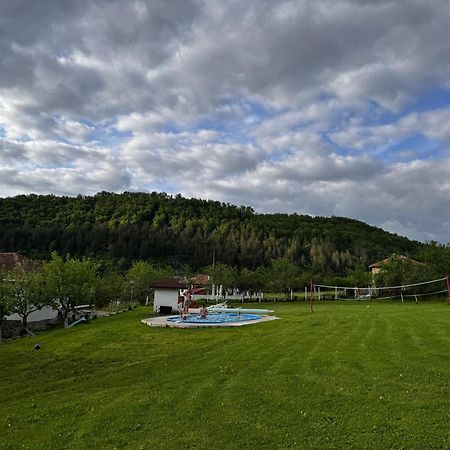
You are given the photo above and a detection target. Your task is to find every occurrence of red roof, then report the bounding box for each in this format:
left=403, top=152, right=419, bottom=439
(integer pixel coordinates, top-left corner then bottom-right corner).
left=189, top=274, right=213, bottom=285
left=369, top=254, right=424, bottom=269
left=151, top=278, right=189, bottom=289
left=0, top=253, right=32, bottom=272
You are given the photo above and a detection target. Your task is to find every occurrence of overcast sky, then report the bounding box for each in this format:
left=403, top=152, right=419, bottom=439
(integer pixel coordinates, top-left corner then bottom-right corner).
left=1, top=0, right=450, bottom=243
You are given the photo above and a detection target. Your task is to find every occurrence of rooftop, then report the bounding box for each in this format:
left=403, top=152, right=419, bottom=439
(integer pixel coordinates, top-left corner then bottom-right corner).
left=151, top=278, right=189, bottom=289
left=0, top=252, right=32, bottom=272
left=369, top=254, right=424, bottom=269
left=189, top=274, right=213, bottom=285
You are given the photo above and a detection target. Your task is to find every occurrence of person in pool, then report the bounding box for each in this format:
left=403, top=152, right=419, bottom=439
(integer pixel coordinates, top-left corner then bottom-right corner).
left=182, top=290, right=191, bottom=315
left=199, top=304, right=208, bottom=319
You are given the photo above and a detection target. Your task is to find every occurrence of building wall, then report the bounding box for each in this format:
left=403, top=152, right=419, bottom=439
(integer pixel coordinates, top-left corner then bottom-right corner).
left=153, top=289, right=179, bottom=313
left=6, top=306, right=58, bottom=322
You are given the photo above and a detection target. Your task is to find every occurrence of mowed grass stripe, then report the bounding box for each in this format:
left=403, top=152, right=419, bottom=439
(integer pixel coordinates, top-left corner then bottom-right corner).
left=1, top=302, right=450, bottom=449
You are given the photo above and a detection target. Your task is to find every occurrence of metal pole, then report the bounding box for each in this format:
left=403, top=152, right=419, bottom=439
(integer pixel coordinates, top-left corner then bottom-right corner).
left=446, top=274, right=450, bottom=304
left=310, top=280, right=314, bottom=313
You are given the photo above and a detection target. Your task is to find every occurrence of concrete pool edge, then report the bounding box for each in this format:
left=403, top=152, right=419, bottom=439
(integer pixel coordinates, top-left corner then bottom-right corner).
left=141, top=314, right=279, bottom=328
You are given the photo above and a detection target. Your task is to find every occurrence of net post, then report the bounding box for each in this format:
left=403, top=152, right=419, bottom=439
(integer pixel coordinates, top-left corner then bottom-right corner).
left=310, top=280, right=314, bottom=313
left=446, top=274, right=450, bottom=304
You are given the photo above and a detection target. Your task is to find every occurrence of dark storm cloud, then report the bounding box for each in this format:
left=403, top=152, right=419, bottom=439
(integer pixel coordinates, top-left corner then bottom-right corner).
left=0, top=139, right=28, bottom=162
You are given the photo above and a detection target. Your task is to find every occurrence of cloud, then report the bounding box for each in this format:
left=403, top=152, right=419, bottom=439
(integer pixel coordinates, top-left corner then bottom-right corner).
left=0, top=160, right=131, bottom=197
left=177, top=155, right=450, bottom=243
left=0, top=138, right=28, bottom=163
left=1, top=0, right=450, bottom=242
left=330, top=107, right=450, bottom=151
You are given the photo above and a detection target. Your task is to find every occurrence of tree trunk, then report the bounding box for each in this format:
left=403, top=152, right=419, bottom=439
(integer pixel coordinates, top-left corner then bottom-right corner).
left=22, top=314, right=28, bottom=330
left=0, top=307, right=3, bottom=342
left=21, top=315, right=34, bottom=336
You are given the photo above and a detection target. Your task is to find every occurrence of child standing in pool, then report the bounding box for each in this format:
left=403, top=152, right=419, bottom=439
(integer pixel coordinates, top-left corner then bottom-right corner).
left=182, top=289, right=191, bottom=315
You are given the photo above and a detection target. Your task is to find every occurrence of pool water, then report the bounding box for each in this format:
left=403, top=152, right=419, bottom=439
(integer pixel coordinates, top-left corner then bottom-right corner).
left=167, top=313, right=261, bottom=324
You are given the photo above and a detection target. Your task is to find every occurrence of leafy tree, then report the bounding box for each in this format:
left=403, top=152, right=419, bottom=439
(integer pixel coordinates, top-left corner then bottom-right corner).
left=374, top=257, right=416, bottom=287
left=203, top=263, right=237, bottom=295
left=126, top=262, right=173, bottom=304
left=236, top=268, right=264, bottom=293
left=43, top=253, right=97, bottom=325
left=8, top=268, right=48, bottom=333
left=0, top=269, right=12, bottom=342
left=94, top=273, right=127, bottom=309
left=345, top=264, right=372, bottom=287
left=296, top=271, right=313, bottom=290
left=419, top=242, right=450, bottom=277
left=268, top=258, right=298, bottom=295
left=0, top=191, right=427, bottom=279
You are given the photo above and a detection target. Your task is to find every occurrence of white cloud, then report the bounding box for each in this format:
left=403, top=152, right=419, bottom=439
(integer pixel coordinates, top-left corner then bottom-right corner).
left=1, top=0, right=450, bottom=242
left=330, top=107, right=450, bottom=151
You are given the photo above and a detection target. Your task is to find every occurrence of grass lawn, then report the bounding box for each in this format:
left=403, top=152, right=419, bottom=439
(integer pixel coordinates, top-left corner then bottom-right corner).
left=2, top=301, right=450, bottom=449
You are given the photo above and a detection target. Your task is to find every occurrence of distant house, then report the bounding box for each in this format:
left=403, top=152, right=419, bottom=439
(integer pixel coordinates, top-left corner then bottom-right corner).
left=151, top=278, right=189, bottom=314
left=0, top=252, right=32, bottom=272
left=190, top=274, right=213, bottom=286
left=6, top=307, right=59, bottom=325
left=189, top=273, right=213, bottom=295
left=368, top=254, right=424, bottom=275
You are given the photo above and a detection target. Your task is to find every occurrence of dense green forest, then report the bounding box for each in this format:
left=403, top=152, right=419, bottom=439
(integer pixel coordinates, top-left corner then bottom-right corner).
left=0, top=191, right=424, bottom=276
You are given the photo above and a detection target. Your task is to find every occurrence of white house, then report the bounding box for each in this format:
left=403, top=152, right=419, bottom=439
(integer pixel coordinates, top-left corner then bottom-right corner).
left=5, top=306, right=58, bottom=323
left=151, top=278, right=188, bottom=314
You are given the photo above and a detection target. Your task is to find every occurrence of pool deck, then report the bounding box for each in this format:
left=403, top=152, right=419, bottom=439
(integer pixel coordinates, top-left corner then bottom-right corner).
left=141, top=313, right=278, bottom=328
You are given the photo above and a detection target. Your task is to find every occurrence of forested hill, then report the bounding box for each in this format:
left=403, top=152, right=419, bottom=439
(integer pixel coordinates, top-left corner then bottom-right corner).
left=0, top=192, right=421, bottom=274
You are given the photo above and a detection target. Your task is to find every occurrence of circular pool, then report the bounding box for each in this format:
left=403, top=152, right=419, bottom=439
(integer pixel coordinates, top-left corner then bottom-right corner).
left=167, top=313, right=261, bottom=324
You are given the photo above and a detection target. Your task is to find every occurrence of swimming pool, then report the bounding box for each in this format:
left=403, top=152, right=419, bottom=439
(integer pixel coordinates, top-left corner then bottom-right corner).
left=167, top=313, right=261, bottom=324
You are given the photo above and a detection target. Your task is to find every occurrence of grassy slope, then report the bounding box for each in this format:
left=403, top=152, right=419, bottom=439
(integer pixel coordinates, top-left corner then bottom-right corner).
left=1, top=302, right=450, bottom=449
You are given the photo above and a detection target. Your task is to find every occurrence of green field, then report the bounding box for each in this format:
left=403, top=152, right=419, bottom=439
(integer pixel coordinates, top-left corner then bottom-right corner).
left=2, top=302, right=450, bottom=449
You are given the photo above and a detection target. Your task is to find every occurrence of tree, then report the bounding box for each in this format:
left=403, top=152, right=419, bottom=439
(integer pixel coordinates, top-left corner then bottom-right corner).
left=374, top=257, right=415, bottom=287
left=0, top=192, right=426, bottom=276
left=8, top=268, right=48, bottom=334
left=43, top=253, right=97, bottom=326
left=203, top=263, right=237, bottom=296
left=0, top=269, right=12, bottom=342
left=94, top=273, right=127, bottom=309
left=126, top=262, right=173, bottom=304
left=345, top=264, right=372, bottom=287
left=236, top=268, right=264, bottom=293
left=419, top=242, right=450, bottom=277
left=268, top=258, right=298, bottom=295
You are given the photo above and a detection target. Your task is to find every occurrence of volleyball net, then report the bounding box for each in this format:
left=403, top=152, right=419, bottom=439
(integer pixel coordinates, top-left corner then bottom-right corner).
left=313, top=276, right=450, bottom=303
